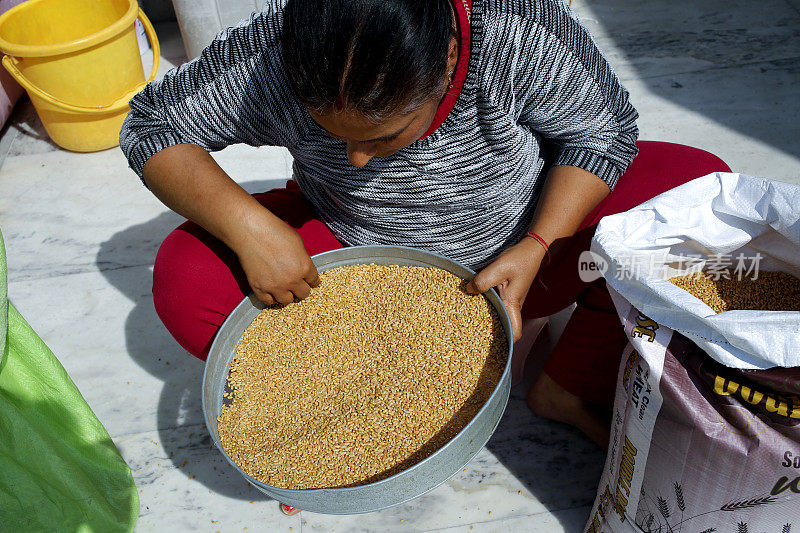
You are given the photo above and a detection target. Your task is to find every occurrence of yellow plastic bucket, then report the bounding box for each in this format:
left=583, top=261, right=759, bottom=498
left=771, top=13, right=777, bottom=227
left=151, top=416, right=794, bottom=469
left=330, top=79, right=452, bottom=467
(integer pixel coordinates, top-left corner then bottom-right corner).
left=0, top=0, right=160, bottom=152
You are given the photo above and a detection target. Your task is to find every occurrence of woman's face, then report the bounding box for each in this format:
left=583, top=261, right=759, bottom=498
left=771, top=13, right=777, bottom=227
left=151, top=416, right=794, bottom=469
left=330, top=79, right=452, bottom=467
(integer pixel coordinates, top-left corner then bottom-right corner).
left=310, top=97, right=440, bottom=167
left=310, top=36, right=458, bottom=167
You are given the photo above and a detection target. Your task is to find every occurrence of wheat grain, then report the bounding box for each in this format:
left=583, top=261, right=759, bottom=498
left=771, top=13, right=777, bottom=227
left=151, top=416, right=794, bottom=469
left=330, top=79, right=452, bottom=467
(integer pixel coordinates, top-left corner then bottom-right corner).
left=217, top=264, right=508, bottom=489
left=669, top=271, right=800, bottom=313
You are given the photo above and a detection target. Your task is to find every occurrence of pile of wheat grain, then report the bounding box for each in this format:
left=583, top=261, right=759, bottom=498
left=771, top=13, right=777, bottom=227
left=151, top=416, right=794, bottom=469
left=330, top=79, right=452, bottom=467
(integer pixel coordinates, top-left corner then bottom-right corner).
left=217, top=264, right=508, bottom=489
left=669, top=270, right=800, bottom=313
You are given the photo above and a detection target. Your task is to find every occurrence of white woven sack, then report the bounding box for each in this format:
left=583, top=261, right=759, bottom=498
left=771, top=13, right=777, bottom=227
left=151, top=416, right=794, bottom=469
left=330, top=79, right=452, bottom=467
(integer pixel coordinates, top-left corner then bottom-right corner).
left=590, top=172, right=800, bottom=370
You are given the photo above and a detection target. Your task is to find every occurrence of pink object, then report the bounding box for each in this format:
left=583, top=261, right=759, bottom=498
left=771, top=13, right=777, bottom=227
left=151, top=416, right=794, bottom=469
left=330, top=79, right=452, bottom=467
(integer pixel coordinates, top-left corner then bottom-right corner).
left=0, top=67, right=23, bottom=125
left=0, top=0, right=27, bottom=128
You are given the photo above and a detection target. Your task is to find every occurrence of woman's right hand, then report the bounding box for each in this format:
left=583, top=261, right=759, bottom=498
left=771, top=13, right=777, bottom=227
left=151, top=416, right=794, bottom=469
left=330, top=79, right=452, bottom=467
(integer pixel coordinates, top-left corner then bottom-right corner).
left=231, top=211, right=320, bottom=306
left=142, top=145, right=320, bottom=306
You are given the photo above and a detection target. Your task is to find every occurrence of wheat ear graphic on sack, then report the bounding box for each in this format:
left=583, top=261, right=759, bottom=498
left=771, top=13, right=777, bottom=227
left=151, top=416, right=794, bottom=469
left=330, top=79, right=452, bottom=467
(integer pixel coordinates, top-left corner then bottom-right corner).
left=638, top=484, right=784, bottom=531
left=674, top=483, right=686, bottom=513
left=721, top=496, right=778, bottom=511
left=657, top=496, right=671, bottom=519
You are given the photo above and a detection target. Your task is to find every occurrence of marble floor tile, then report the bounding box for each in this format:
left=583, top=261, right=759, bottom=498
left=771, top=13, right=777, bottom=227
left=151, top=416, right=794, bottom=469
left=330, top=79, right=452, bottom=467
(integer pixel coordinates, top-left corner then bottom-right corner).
left=628, top=58, right=800, bottom=184
left=571, top=0, right=800, bottom=184
left=0, top=112, right=20, bottom=172
left=6, top=267, right=207, bottom=439
left=116, top=389, right=601, bottom=533
left=152, top=21, right=189, bottom=65
left=115, top=427, right=302, bottom=532
left=430, top=506, right=592, bottom=532
left=0, top=146, right=291, bottom=284
left=0, top=99, right=61, bottom=159
left=572, top=0, right=800, bottom=81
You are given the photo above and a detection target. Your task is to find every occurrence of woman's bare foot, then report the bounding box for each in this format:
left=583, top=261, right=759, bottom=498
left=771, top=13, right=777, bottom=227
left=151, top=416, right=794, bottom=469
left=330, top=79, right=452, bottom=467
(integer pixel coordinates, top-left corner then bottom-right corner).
left=280, top=503, right=301, bottom=516
left=527, top=372, right=611, bottom=450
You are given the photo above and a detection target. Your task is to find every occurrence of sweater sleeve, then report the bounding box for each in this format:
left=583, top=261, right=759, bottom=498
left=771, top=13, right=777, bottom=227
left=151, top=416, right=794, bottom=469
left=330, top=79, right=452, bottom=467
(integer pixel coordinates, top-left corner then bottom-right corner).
left=510, top=1, right=639, bottom=190
left=119, top=7, right=302, bottom=180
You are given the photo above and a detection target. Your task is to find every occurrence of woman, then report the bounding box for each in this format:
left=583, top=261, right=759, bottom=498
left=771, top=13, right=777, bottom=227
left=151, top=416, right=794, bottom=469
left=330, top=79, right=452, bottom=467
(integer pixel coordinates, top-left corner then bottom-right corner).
left=120, top=0, right=728, bottom=514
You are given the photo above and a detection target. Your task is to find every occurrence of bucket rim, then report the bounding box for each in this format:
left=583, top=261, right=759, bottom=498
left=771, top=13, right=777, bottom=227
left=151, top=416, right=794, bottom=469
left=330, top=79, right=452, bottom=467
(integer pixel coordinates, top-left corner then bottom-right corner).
left=0, top=0, right=139, bottom=58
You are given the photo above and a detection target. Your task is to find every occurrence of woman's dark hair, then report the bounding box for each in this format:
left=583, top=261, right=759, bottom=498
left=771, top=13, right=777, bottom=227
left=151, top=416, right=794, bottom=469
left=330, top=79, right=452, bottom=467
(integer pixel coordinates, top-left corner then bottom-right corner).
left=281, top=0, right=454, bottom=121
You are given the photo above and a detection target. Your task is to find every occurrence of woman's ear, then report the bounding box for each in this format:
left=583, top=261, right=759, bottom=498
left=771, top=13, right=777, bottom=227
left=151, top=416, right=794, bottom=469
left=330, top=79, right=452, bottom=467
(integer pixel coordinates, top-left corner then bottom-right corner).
left=447, top=36, right=459, bottom=73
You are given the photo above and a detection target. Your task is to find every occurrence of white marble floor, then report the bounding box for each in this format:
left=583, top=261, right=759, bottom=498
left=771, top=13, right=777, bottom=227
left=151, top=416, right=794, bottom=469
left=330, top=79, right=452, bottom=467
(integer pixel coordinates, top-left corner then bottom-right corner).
left=0, top=1, right=798, bottom=532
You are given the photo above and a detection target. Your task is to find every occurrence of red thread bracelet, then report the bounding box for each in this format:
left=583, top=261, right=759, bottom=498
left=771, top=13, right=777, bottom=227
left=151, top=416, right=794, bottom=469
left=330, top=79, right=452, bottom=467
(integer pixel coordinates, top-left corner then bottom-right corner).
left=525, top=231, right=549, bottom=252
left=523, top=231, right=551, bottom=263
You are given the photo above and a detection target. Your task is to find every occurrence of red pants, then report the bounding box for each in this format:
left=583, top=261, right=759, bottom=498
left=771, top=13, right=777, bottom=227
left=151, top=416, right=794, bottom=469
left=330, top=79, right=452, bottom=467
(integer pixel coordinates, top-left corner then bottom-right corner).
left=153, top=141, right=730, bottom=409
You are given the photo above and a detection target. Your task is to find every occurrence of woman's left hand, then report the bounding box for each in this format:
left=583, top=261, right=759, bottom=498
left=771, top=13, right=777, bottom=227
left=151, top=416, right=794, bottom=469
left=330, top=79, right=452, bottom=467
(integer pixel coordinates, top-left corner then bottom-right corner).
left=465, top=238, right=547, bottom=342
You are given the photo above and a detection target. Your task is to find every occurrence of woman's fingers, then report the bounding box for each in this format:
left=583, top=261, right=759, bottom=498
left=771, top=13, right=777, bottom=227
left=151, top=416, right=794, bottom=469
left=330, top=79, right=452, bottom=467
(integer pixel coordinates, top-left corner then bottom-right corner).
left=305, top=268, right=321, bottom=288
left=502, top=297, right=524, bottom=342
left=466, top=262, right=507, bottom=294
left=273, top=290, right=296, bottom=306
left=466, top=262, right=521, bottom=339
left=254, top=288, right=276, bottom=306
left=467, top=249, right=538, bottom=342
left=252, top=281, right=294, bottom=306
left=503, top=271, right=536, bottom=341
left=254, top=278, right=316, bottom=307
left=290, top=280, right=313, bottom=300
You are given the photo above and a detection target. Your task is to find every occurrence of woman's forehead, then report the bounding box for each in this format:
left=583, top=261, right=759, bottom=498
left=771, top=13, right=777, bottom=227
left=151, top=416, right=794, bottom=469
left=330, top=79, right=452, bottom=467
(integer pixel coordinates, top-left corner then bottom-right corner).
left=310, top=109, right=420, bottom=142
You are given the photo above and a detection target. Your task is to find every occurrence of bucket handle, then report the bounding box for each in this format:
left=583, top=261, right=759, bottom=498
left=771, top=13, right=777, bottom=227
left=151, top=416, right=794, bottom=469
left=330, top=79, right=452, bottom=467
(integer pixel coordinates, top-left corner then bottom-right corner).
left=1, top=9, right=161, bottom=115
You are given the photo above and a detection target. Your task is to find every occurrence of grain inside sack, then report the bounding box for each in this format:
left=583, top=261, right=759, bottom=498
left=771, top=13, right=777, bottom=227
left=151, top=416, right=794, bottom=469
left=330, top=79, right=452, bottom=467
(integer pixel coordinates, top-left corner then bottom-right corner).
left=217, top=264, right=508, bottom=489
left=669, top=270, right=800, bottom=312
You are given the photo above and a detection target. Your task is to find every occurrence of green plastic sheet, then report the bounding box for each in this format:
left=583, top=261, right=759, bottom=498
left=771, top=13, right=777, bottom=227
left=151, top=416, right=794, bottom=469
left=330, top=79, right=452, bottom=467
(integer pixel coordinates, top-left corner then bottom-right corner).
left=0, top=229, right=139, bottom=532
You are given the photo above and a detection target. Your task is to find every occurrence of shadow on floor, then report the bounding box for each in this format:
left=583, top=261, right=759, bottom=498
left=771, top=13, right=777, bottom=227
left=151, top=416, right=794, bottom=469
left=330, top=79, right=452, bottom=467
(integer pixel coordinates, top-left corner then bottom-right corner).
left=484, top=329, right=605, bottom=529
left=582, top=0, right=800, bottom=163
left=0, top=99, right=60, bottom=170
left=96, top=179, right=285, bottom=502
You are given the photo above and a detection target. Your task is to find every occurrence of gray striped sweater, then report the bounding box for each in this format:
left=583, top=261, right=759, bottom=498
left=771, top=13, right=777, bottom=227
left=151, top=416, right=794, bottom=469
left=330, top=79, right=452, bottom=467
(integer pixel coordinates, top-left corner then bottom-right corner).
left=120, top=0, right=638, bottom=268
